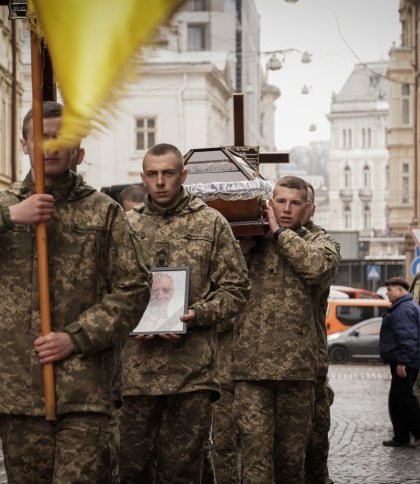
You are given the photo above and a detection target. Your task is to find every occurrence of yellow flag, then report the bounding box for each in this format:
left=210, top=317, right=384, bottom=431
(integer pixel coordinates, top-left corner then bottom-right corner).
left=28, top=0, right=182, bottom=150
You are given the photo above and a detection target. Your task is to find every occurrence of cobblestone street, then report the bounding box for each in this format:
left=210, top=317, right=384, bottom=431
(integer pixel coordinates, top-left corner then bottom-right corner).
left=329, top=363, right=420, bottom=484
left=0, top=364, right=418, bottom=483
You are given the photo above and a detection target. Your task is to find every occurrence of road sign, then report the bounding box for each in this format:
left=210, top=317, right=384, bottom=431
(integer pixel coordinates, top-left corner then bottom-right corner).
left=411, top=257, right=420, bottom=277
left=409, top=226, right=420, bottom=246
left=367, top=265, right=381, bottom=281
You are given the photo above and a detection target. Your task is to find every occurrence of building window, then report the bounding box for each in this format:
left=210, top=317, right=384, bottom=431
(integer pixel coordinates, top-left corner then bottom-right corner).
left=185, top=0, right=207, bottom=10
left=363, top=165, right=371, bottom=188
left=348, top=129, right=352, bottom=149
left=344, top=165, right=351, bottom=188
left=344, top=206, right=352, bottom=229
left=385, top=164, right=389, bottom=191
left=362, top=128, right=366, bottom=148
left=367, top=128, right=371, bottom=148
left=187, top=23, right=207, bottom=51
left=402, top=162, right=410, bottom=204
left=402, top=83, right=411, bottom=126
left=135, top=117, right=156, bottom=151
left=363, top=205, right=371, bottom=229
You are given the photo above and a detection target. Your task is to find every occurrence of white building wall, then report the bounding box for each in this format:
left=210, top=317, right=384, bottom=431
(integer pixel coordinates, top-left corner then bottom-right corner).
left=327, top=63, right=389, bottom=235
left=20, top=0, right=277, bottom=190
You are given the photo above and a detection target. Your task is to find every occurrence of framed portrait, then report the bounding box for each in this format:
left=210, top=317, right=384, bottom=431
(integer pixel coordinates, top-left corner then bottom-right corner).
left=130, top=266, right=190, bottom=335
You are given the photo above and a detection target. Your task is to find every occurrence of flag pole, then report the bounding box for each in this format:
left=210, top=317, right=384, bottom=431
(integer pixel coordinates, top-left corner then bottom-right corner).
left=30, top=29, right=56, bottom=421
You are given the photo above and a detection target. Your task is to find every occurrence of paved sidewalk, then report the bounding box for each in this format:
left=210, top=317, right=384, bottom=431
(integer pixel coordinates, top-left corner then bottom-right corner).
left=329, top=363, right=420, bottom=484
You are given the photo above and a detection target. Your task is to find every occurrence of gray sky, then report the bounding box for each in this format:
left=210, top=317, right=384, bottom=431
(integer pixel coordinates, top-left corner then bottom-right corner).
left=256, top=0, right=401, bottom=150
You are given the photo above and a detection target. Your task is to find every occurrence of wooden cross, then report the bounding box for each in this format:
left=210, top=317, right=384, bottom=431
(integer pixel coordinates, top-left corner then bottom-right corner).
left=232, top=93, right=289, bottom=167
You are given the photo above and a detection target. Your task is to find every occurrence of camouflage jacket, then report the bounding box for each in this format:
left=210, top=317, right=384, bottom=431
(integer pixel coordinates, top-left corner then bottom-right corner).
left=305, top=221, right=341, bottom=378
left=122, top=189, right=250, bottom=399
left=232, top=226, right=340, bottom=382
left=0, top=172, right=151, bottom=417
left=216, top=317, right=236, bottom=391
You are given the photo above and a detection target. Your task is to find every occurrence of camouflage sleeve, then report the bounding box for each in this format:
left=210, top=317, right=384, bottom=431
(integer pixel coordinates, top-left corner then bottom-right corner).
left=315, top=234, right=340, bottom=292
left=190, top=217, right=250, bottom=327
left=277, top=229, right=341, bottom=286
left=217, top=316, right=235, bottom=335
left=64, top=205, right=152, bottom=356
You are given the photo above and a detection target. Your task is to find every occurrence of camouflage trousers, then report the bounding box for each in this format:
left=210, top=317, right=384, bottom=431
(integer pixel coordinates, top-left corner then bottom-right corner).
left=0, top=412, right=112, bottom=484
left=305, top=377, right=334, bottom=484
left=119, top=391, right=212, bottom=484
left=202, top=386, right=239, bottom=484
left=109, top=409, right=121, bottom=484
left=233, top=380, right=314, bottom=484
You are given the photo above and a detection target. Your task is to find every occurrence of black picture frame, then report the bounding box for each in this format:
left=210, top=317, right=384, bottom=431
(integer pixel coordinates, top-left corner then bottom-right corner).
left=130, top=266, right=190, bottom=335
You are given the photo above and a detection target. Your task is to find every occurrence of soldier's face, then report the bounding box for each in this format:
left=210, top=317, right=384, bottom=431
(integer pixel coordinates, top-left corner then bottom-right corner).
left=21, top=117, right=78, bottom=186
left=271, top=186, right=309, bottom=229
left=141, top=153, right=187, bottom=207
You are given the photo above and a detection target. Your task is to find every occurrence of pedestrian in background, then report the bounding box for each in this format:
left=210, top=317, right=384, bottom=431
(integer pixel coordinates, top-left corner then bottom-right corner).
left=119, top=143, right=250, bottom=483
left=0, top=101, right=151, bottom=483
left=232, top=176, right=340, bottom=483
left=380, top=276, right=420, bottom=448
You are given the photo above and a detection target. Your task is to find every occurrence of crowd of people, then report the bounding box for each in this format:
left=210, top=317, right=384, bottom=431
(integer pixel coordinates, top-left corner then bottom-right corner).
left=14, top=99, right=420, bottom=483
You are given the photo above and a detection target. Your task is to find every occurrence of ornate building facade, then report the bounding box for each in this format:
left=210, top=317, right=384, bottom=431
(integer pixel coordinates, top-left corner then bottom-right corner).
left=327, top=62, right=390, bottom=236
left=387, top=0, right=420, bottom=235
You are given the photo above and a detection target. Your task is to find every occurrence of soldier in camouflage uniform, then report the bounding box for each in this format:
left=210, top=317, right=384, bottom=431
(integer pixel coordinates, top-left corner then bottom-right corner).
left=202, top=315, right=240, bottom=484
left=0, top=101, right=151, bottom=484
left=119, top=143, right=250, bottom=484
left=303, top=182, right=339, bottom=484
left=232, top=176, right=341, bottom=484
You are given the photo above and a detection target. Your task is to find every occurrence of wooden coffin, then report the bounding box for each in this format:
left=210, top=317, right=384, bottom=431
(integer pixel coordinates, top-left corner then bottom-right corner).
left=183, top=147, right=272, bottom=237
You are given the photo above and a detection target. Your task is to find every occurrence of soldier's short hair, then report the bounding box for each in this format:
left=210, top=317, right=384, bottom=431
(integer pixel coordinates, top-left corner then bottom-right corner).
left=22, top=101, right=63, bottom=140
left=306, top=181, right=315, bottom=203
left=119, top=183, right=147, bottom=206
left=143, top=143, right=184, bottom=171
left=274, top=176, right=308, bottom=202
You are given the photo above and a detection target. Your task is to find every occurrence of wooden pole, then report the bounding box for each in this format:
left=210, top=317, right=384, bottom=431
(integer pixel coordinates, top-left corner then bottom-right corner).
left=30, top=30, right=56, bottom=421
left=233, top=93, right=245, bottom=146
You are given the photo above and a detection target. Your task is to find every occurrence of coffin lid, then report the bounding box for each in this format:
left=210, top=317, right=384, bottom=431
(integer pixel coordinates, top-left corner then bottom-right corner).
left=183, top=146, right=272, bottom=202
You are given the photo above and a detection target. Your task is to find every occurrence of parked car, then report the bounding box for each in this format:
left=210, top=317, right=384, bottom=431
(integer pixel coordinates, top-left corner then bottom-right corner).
left=326, top=298, right=390, bottom=335
left=327, top=317, right=383, bottom=363
left=330, top=285, right=382, bottom=299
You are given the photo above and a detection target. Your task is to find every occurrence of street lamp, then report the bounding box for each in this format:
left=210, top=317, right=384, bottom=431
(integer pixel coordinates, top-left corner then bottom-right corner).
left=301, top=51, right=312, bottom=63
left=301, top=84, right=310, bottom=95
left=264, top=49, right=312, bottom=71
left=266, top=54, right=283, bottom=71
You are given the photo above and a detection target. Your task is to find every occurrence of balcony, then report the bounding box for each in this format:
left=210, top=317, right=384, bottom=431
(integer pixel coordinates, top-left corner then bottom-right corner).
left=339, top=189, right=353, bottom=203
left=358, top=188, right=373, bottom=203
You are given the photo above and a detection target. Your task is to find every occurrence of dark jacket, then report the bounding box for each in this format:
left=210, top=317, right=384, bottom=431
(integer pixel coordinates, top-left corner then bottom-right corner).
left=379, top=293, right=420, bottom=368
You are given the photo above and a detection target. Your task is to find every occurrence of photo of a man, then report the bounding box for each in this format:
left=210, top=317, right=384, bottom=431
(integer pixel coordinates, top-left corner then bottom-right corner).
left=131, top=268, right=189, bottom=335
